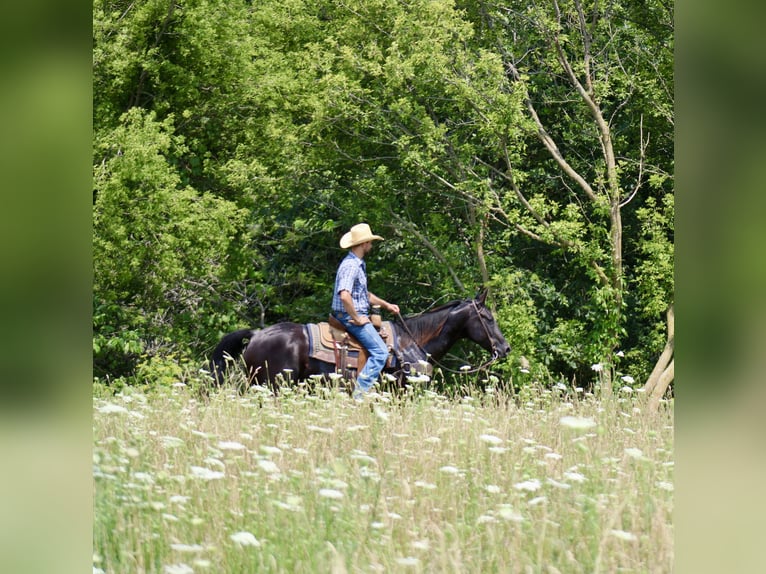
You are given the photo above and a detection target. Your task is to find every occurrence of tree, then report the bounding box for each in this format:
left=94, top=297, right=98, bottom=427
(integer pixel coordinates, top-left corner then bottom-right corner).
left=461, top=0, right=674, bottom=382
left=93, top=108, right=248, bottom=378
left=91, top=0, right=673, bottom=387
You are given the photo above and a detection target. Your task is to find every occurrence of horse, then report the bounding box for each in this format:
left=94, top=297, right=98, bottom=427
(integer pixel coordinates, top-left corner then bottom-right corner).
left=208, top=288, right=511, bottom=390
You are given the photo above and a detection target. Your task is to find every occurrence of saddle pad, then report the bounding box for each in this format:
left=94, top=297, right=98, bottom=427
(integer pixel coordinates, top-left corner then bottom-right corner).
left=305, top=322, right=397, bottom=370
left=319, top=320, right=393, bottom=351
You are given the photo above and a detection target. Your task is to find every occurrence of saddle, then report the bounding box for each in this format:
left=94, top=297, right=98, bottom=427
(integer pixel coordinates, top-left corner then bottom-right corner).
left=305, top=316, right=397, bottom=376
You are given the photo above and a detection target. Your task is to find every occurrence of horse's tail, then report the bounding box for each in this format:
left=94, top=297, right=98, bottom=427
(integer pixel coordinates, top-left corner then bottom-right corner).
left=209, top=328, right=255, bottom=385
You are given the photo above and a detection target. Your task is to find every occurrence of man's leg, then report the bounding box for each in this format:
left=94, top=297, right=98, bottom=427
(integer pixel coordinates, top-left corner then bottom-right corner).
left=345, top=322, right=389, bottom=393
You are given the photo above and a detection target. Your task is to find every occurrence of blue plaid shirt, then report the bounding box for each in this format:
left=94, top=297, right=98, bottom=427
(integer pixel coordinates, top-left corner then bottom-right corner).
left=332, top=252, right=369, bottom=315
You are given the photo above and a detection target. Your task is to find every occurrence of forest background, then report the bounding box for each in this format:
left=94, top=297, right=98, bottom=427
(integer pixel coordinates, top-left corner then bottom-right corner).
left=92, top=0, right=674, bottom=390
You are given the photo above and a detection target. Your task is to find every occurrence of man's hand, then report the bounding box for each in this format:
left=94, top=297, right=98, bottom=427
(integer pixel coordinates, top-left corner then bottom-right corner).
left=350, top=315, right=371, bottom=326
left=388, top=303, right=400, bottom=315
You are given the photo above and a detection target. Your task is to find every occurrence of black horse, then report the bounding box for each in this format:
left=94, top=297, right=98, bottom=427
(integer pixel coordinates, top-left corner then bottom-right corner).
left=209, top=288, right=510, bottom=389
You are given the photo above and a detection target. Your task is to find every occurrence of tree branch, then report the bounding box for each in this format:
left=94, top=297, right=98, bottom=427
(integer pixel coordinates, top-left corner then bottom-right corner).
left=506, top=60, right=600, bottom=204
left=620, top=115, right=648, bottom=208
left=391, top=212, right=466, bottom=294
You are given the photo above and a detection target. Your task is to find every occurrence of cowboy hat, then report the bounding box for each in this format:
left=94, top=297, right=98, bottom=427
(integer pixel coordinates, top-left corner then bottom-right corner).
left=340, top=223, right=384, bottom=249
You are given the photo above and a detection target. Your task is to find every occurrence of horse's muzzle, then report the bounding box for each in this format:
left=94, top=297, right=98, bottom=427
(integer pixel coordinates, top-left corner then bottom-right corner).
left=495, top=344, right=511, bottom=360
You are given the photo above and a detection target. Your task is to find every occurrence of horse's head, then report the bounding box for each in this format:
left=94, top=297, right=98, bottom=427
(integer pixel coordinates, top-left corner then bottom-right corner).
left=463, top=288, right=511, bottom=360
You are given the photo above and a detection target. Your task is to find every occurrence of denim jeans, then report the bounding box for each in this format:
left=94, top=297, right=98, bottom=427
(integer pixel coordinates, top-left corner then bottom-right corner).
left=332, top=311, right=389, bottom=392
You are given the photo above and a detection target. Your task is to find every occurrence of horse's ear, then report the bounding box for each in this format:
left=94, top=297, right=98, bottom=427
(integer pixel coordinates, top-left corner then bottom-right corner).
left=476, top=287, right=488, bottom=305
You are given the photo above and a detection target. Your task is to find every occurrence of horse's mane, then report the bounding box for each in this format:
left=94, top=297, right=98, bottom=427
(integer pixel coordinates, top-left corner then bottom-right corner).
left=399, top=299, right=467, bottom=343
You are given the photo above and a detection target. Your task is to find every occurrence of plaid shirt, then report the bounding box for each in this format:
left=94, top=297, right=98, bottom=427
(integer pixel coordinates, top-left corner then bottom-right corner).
left=332, top=252, right=369, bottom=314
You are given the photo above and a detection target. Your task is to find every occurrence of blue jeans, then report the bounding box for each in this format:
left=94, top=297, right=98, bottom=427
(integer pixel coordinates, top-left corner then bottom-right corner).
left=332, top=311, right=389, bottom=392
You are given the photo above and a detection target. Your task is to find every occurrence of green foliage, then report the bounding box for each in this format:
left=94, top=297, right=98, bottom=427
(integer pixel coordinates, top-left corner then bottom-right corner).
left=92, top=0, right=673, bottom=389
left=93, top=108, right=248, bottom=377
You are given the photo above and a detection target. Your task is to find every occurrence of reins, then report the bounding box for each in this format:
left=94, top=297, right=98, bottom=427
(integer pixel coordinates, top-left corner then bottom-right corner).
left=394, top=300, right=501, bottom=376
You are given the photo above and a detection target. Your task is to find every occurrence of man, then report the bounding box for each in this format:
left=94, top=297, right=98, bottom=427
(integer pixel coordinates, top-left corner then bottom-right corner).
left=332, top=223, right=400, bottom=399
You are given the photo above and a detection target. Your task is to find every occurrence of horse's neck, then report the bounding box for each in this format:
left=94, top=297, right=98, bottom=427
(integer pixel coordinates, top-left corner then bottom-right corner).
left=400, top=306, right=465, bottom=361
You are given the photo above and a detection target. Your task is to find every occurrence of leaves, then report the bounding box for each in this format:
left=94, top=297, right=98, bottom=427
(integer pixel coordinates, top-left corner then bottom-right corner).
left=92, top=0, right=673, bottom=386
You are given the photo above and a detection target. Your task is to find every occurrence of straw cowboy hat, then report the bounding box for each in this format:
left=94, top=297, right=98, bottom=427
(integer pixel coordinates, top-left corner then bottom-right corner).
left=340, top=223, right=384, bottom=249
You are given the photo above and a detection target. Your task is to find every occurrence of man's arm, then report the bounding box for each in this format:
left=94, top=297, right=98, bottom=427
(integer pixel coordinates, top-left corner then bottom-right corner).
left=339, top=290, right=370, bottom=325
left=369, top=292, right=400, bottom=315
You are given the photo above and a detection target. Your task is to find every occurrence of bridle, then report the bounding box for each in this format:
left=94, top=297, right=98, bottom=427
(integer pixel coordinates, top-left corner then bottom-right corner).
left=395, top=300, right=502, bottom=376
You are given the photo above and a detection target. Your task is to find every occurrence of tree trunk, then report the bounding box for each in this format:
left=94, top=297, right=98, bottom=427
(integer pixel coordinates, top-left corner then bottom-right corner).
left=648, top=359, right=674, bottom=412
left=644, top=304, right=674, bottom=411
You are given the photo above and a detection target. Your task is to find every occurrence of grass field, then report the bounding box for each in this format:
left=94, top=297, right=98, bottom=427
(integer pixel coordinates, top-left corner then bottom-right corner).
left=93, top=378, right=673, bottom=573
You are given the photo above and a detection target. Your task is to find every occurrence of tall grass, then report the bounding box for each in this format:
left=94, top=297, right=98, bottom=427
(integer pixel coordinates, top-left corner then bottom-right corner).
left=93, top=379, right=673, bottom=573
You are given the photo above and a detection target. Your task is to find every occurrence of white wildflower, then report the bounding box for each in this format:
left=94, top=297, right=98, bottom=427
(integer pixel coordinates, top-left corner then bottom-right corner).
left=411, top=539, right=430, bottom=550
left=190, top=466, right=225, bottom=480
left=477, top=514, right=497, bottom=524
left=528, top=496, right=547, bottom=506
left=164, top=564, right=194, bottom=574
left=591, top=363, right=603, bottom=372
left=306, top=425, right=334, bottom=434
left=318, top=488, right=344, bottom=500
left=97, top=403, right=128, bottom=414
left=414, top=480, right=437, bottom=490
left=621, top=375, right=635, bottom=383
left=373, top=405, right=390, bottom=422
left=395, top=557, right=419, bottom=566
left=513, top=479, right=541, bottom=492
left=484, top=485, right=502, bottom=494
left=546, top=478, right=572, bottom=490
left=257, top=459, right=280, bottom=474
left=609, top=529, right=638, bottom=542
left=162, top=436, right=185, bottom=449
left=439, top=465, right=460, bottom=475
left=230, top=531, right=261, bottom=547
left=260, top=445, right=282, bottom=455
left=170, top=543, right=205, bottom=553
left=563, top=471, right=587, bottom=483
left=624, top=447, right=645, bottom=460
left=657, top=481, right=674, bottom=492
left=497, top=505, right=524, bottom=522
left=559, top=416, right=597, bottom=430
left=479, top=434, right=504, bottom=445
left=217, top=441, right=246, bottom=451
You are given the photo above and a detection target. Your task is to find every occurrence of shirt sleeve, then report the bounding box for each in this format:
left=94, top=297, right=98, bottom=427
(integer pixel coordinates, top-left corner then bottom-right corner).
left=335, top=257, right=358, bottom=294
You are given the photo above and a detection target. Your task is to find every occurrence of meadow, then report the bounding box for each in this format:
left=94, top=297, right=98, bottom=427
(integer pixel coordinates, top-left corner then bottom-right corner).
left=93, top=376, right=673, bottom=573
